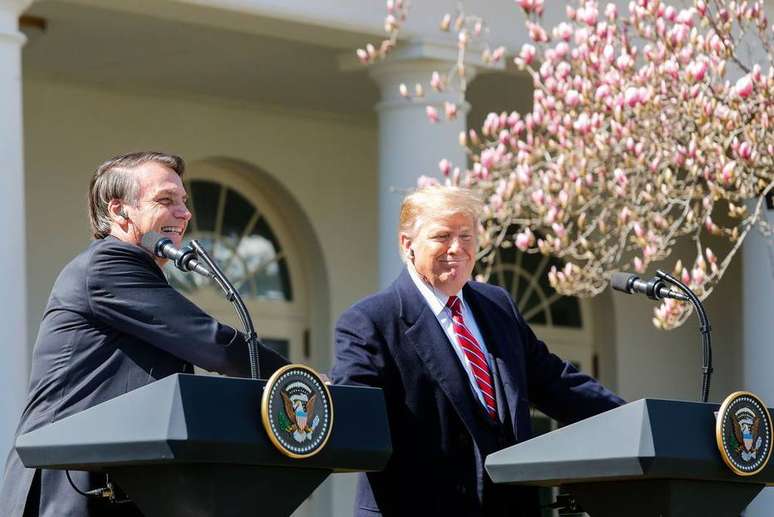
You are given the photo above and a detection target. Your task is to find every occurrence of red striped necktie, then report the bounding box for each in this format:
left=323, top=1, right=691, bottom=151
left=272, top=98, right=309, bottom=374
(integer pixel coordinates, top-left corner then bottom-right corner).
left=446, top=295, right=497, bottom=419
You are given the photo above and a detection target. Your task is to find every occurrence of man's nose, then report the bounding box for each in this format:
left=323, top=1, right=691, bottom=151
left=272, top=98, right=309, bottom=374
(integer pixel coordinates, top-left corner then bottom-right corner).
left=176, top=205, right=192, bottom=221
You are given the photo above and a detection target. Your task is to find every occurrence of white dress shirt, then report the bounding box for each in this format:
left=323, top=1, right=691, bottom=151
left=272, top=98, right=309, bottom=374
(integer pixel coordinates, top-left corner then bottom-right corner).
left=407, top=263, right=494, bottom=409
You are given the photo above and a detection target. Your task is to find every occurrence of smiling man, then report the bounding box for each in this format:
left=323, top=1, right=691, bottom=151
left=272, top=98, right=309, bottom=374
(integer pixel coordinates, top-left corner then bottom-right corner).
left=331, top=186, right=625, bottom=517
left=0, top=152, right=288, bottom=517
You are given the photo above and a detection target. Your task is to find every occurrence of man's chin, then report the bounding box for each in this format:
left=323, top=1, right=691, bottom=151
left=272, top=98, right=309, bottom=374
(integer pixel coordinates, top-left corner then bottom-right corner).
left=435, top=272, right=470, bottom=295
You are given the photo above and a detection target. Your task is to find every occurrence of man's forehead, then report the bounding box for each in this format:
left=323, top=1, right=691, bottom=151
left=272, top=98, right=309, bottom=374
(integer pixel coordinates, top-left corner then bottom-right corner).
left=419, top=213, right=475, bottom=230
left=135, top=164, right=185, bottom=195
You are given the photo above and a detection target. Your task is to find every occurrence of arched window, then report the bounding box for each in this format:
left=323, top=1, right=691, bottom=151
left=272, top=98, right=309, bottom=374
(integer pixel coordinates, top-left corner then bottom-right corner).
left=166, top=180, right=293, bottom=302
left=164, top=166, right=310, bottom=365
left=484, top=244, right=582, bottom=328
left=479, top=242, right=594, bottom=376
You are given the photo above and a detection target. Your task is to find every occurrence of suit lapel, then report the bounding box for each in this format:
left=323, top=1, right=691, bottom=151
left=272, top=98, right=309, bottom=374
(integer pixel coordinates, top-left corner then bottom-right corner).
left=395, top=270, right=489, bottom=443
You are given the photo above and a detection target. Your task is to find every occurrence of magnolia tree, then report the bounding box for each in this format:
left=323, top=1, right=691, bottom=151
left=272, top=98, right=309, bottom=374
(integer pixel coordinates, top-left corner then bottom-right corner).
left=358, top=0, right=773, bottom=329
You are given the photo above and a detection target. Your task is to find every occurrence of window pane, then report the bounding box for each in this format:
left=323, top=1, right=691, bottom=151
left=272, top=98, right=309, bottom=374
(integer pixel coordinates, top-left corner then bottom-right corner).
left=482, top=244, right=582, bottom=328
left=190, top=181, right=220, bottom=232
left=550, top=296, right=582, bottom=328
left=222, top=189, right=255, bottom=239
left=165, top=180, right=293, bottom=302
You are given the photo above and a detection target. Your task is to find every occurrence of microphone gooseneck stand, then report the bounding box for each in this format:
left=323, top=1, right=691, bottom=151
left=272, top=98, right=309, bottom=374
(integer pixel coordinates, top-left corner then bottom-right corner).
left=189, top=240, right=262, bottom=380
left=655, top=269, right=713, bottom=403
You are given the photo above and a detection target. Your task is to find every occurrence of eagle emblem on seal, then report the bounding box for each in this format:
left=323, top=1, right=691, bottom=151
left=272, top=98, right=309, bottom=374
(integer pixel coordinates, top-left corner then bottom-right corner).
left=733, top=407, right=763, bottom=461
left=280, top=391, right=319, bottom=443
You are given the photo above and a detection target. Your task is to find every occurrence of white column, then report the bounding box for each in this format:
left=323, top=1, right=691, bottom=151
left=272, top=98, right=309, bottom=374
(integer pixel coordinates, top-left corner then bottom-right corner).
left=369, top=42, right=475, bottom=287
left=741, top=203, right=774, bottom=516
left=0, top=0, right=31, bottom=480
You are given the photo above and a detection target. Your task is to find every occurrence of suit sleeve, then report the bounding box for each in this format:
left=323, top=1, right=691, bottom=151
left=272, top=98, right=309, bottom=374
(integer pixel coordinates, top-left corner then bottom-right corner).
left=330, top=306, right=387, bottom=388
left=501, top=288, right=626, bottom=423
left=86, top=241, right=288, bottom=378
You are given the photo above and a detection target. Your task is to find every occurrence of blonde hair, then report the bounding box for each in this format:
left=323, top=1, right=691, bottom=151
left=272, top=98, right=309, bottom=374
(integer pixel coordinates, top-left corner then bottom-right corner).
left=398, top=185, right=483, bottom=257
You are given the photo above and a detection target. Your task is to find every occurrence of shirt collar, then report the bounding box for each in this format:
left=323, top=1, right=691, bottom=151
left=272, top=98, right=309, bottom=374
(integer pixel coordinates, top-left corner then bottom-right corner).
left=406, top=262, right=466, bottom=317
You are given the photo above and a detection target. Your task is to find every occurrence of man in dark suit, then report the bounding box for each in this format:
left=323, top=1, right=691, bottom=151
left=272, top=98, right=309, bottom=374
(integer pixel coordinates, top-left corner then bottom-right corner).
left=0, top=151, right=288, bottom=516
left=331, top=186, right=625, bottom=516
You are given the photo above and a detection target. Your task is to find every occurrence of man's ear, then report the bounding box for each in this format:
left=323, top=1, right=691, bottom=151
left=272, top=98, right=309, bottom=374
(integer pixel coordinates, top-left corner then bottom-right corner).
left=107, top=199, right=128, bottom=224
left=399, top=233, right=413, bottom=261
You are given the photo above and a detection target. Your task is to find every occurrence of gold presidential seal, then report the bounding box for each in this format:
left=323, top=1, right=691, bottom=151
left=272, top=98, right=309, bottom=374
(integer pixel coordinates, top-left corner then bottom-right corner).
left=716, top=391, right=773, bottom=476
left=261, top=364, right=334, bottom=459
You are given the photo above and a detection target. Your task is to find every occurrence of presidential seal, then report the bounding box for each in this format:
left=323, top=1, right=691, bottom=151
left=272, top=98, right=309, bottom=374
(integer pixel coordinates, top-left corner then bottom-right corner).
left=261, top=364, right=334, bottom=459
left=716, top=391, right=773, bottom=476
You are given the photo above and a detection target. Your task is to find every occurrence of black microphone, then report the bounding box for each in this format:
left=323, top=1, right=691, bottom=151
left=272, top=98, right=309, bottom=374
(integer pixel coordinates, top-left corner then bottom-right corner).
left=140, top=232, right=212, bottom=278
left=610, top=272, right=689, bottom=301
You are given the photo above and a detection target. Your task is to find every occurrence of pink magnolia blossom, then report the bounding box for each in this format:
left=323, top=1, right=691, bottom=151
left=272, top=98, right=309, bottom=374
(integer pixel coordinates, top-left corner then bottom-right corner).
left=440, top=13, right=452, bottom=31
left=721, top=161, right=736, bottom=184
left=565, top=89, right=582, bottom=107
left=554, top=22, right=573, bottom=41
left=738, top=141, right=753, bottom=160
left=438, top=158, right=452, bottom=176
left=445, top=102, right=458, bottom=120
left=624, top=86, right=641, bottom=107
left=515, top=229, right=534, bottom=250
left=691, top=267, right=705, bottom=285
left=531, top=189, right=545, bottom=206
left=552, top=222, right=567, bottom=238
left=519, top=44, right=536, bottom=65
left=516, top=0, right=535, bottom=13
left=735, top=75, right=754, bottom=98
left=527, top=22, right=548, bottom=43
left=425, top=106, right=439, bottom=123
left=573, top=112, right=592, bottom=132
left=491, top=46, right=506, bottom=63
left=687, top=60, right=708, bottom=82
left=481, top=148, right=497, bottom=170
left=430, top=71, right=444, bottom=91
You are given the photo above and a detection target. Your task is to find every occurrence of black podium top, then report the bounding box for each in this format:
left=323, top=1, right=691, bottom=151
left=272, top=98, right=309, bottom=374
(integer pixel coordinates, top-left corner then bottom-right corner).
left=16, top=373, right=391, bottom=473
left=486, top=398, right=774, bottom=486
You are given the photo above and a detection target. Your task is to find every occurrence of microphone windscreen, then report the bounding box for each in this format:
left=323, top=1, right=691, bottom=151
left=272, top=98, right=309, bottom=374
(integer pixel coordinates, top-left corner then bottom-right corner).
left=139, top=232, right=165, bottom=255
left=610, top=272, right=636, bottom=293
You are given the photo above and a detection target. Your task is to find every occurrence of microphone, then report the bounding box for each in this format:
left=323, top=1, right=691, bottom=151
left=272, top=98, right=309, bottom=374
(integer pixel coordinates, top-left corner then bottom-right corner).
left=610, top=272, right=689, bottom=301
left=140, top=232, right=212, bottom=278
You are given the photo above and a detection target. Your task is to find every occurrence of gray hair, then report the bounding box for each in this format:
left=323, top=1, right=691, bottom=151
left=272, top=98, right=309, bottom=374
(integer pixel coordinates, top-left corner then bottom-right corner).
left=88, top=151, right=185, bottom=239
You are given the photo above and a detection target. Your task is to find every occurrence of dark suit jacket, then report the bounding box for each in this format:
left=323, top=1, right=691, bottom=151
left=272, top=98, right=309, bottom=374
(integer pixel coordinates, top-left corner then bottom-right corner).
left=0, top=236, right=288, bottom=517
left=331, top=269, right=625, bottom=517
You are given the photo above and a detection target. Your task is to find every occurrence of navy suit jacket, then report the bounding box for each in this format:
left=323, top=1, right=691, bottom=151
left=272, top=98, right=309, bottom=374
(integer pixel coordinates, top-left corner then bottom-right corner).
left=0, top=236, right=288, bottom=517
left=331, top=269, right=625, bottom=517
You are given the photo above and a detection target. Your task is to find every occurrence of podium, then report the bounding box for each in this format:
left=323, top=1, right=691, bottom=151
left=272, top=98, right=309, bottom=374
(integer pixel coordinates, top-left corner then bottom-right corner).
left=486, top=399, right=774, bottom=517
left=15, top=374, right=391, bottom=517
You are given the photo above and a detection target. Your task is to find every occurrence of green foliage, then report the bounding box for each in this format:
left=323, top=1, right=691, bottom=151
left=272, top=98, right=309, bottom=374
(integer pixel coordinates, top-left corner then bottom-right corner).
left=277, top=409, right=293, bottom=433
